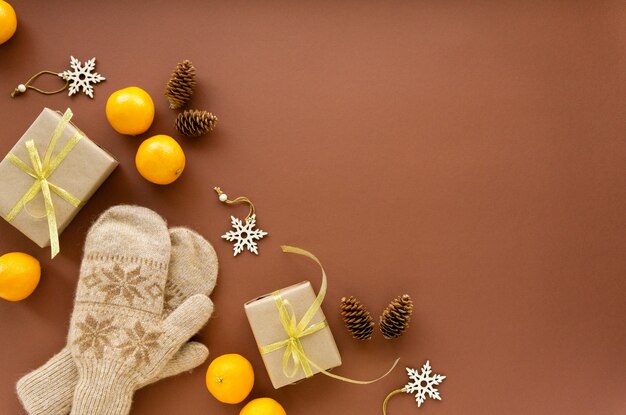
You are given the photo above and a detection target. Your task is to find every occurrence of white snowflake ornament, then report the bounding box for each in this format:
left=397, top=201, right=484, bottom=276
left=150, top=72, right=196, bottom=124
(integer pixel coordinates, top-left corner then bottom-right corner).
left=405, top=361, right=446, bottom=407
left=383, top=360, right=446, bottom=414
left=222, top=214, right=268, bottom=256
left=58, top=56, right=105, bottom=98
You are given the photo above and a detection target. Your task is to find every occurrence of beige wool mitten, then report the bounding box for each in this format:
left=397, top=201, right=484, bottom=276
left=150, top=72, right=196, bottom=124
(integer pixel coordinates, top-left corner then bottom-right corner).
left=16, top=226, right=218, bottom=415
left=66, top=206, right=212, bottom=414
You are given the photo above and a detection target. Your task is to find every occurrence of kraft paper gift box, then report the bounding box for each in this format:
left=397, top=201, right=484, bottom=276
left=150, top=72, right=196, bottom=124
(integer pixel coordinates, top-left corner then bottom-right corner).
left=244, top=280, right=342, bottom=389
left=0, top=108, right=118, bottom=257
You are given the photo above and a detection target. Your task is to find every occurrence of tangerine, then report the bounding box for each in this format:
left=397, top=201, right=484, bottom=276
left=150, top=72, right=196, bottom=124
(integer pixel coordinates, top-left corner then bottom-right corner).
left=0, top=1, right=17, bottom=45
left=240, top=398, right=287, bottom=415
left=105, top=86, right=155, bottom=135
left=0, top=252, right=40, bottom=301
left=135, top=135, right=185, bottom=185
left=206, top=354, right=254, bottom=404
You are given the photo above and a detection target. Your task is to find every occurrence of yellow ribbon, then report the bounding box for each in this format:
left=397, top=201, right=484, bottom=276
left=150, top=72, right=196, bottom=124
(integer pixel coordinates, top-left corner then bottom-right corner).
left=260, top=245, right=399, bottom=384
left=3, top=109, right=83, bottom=258
left=382, top=388, right=406, bottom=415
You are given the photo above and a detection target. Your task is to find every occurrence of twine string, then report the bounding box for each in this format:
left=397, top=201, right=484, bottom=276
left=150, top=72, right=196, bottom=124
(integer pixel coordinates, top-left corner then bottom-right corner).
left=11, top=70, right=69, bottom=97
left=214, top=186, right=256, bottom=220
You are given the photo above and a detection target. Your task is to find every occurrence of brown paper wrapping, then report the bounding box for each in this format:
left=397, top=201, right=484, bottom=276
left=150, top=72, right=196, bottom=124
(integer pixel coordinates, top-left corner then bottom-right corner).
left=244, top=281, right=342, bottom=389
left=0, top=108, right=118, bottom=248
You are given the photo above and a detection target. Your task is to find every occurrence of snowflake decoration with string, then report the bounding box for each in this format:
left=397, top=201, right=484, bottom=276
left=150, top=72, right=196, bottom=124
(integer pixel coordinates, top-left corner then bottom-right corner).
left=58, top=56, right=106, bottom=98
left=221, top=214, right=268, bottom=256
left=404, top=360, right=446, bottom=407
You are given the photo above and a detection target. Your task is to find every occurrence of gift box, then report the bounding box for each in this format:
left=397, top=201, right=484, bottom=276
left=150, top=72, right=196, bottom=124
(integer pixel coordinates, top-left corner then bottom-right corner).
left=0, top=108, right=118, bottom=257
left=245, top=279, right=342, bottom=389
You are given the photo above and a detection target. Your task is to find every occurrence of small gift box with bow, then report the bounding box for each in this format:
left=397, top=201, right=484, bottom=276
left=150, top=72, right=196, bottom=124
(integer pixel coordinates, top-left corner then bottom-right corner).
left=244, top=247, right=342, bottom=389
left=0, top=108, right=117, bottom=258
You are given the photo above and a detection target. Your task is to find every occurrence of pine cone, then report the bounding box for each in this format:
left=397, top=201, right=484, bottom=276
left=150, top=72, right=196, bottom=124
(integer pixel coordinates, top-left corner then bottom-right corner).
left=340, top=296, right=374, bottom=340
left=380, top=294, right=413, bottom=339
left=165, top=60, right=196, bottom=109
left=175, top=110, right=218, bottom=137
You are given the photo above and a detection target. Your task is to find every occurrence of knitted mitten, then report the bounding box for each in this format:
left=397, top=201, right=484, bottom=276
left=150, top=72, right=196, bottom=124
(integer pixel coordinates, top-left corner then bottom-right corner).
left=16, top=226, right=218, bottom=415
left=148, top=227, right=218, bottom=382
left=65, top=206, right=211, bottom=415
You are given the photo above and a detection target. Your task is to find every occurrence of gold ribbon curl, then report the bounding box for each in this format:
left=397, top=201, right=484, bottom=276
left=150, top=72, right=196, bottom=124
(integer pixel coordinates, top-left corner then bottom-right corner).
left=260, top=246, right=399, bottom=384
left=4, top=109, right=83, bottom=258
left=382, top=388, right=406, bottom=415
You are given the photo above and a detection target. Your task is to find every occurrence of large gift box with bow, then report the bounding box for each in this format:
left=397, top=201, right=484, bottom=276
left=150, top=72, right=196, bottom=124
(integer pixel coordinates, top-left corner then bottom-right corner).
left=244, top=247, right=342, bottom=389
left=0, top=108, right=117, bottom=258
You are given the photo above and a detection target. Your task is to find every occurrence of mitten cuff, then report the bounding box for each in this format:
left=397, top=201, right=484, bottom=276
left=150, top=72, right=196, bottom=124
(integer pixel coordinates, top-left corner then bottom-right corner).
left=16, top=346, right=77, bottom=415
left=71, top=360, right=136, bottom=415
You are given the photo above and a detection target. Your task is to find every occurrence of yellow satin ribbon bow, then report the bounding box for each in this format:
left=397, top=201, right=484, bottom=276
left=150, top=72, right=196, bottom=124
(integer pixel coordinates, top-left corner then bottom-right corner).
left=260, top=246, right=399, bottom=384
left=4, top=109, right=83, bottom=258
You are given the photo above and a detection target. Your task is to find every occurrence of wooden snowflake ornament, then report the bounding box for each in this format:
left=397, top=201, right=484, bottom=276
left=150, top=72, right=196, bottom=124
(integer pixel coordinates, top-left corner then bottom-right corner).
left=383, top=360, right=446, bottom=414
left=58, top=56, right=106, bottom=98
left=214, top=187, right=268, bottom=256
left=222, top=214, right=268, bottom=256
left=11, top=56, right=106, bottom=99
left=405, top=361, right=446, bottom=407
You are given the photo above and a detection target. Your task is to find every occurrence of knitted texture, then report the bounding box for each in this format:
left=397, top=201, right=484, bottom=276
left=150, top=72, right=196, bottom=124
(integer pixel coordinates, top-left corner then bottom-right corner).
left=164, top=227, right=218, bottom=315
left=165, top=60, right=196, bottom=109
left=68, top=206, right=212, bottom=415
left=175, top=109, right=217, bottom=137
left=379, top=294, right=413, bottom=339
left=16, top=226, right=219, bottom=415
left=339, top=296, right=374, bottom=340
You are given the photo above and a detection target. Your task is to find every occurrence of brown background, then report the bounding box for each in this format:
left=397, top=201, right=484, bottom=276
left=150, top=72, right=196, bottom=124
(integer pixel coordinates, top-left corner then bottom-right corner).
left=1, top=1, right=625, bottom=414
